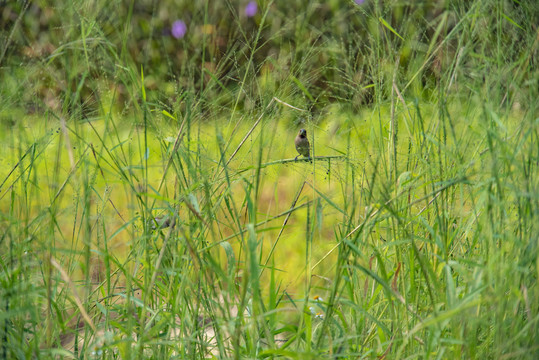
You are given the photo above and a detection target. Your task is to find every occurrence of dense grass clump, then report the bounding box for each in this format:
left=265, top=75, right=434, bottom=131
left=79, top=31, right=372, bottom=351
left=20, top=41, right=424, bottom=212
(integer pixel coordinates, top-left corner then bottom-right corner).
left=1, top=0, right=538, bottom=358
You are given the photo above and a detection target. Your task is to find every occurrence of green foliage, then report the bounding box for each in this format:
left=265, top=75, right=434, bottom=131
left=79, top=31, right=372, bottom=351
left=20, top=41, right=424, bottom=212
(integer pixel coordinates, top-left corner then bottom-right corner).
left=1, top=0, right=538, bottom=359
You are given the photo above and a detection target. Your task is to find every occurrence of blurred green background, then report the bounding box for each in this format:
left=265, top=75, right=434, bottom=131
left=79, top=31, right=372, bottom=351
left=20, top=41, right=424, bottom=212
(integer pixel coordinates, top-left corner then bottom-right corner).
left=3, top=0, right=535, bottom=119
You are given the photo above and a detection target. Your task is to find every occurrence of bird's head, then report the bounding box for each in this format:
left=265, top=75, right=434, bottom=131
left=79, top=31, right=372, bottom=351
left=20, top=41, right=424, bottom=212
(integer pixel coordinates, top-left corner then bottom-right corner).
left=298, top=129, right=307, bottom=138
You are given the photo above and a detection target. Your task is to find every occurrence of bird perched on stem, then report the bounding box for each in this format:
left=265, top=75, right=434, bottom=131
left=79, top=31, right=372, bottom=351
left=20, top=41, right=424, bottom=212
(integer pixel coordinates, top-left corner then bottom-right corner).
left=294, top=129, right=310, bottom=160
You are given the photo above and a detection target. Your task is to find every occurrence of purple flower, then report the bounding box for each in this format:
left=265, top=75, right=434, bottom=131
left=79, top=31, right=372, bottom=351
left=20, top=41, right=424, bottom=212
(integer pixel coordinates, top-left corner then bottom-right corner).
left=245, top=1, right=258, bottom=17
left=171, top=20, right=187, bottom=39
left=354, top=0, right=365, bottom=4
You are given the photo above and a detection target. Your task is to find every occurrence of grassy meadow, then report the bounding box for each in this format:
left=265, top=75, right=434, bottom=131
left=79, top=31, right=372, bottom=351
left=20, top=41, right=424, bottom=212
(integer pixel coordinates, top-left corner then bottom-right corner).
left=1, top=0, right=538, bottom=358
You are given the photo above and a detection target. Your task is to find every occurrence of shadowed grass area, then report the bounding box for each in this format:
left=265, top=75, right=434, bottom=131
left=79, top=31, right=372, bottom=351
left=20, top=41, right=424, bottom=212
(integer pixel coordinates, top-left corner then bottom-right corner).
left=1, top=0, right=538, bottom=359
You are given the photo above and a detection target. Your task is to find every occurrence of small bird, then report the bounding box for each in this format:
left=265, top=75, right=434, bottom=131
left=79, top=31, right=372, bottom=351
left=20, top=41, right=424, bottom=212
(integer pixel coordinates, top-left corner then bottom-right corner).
left=150, top=214, right=176, bottom=230
left=294, top=129, right=310, bottom=160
